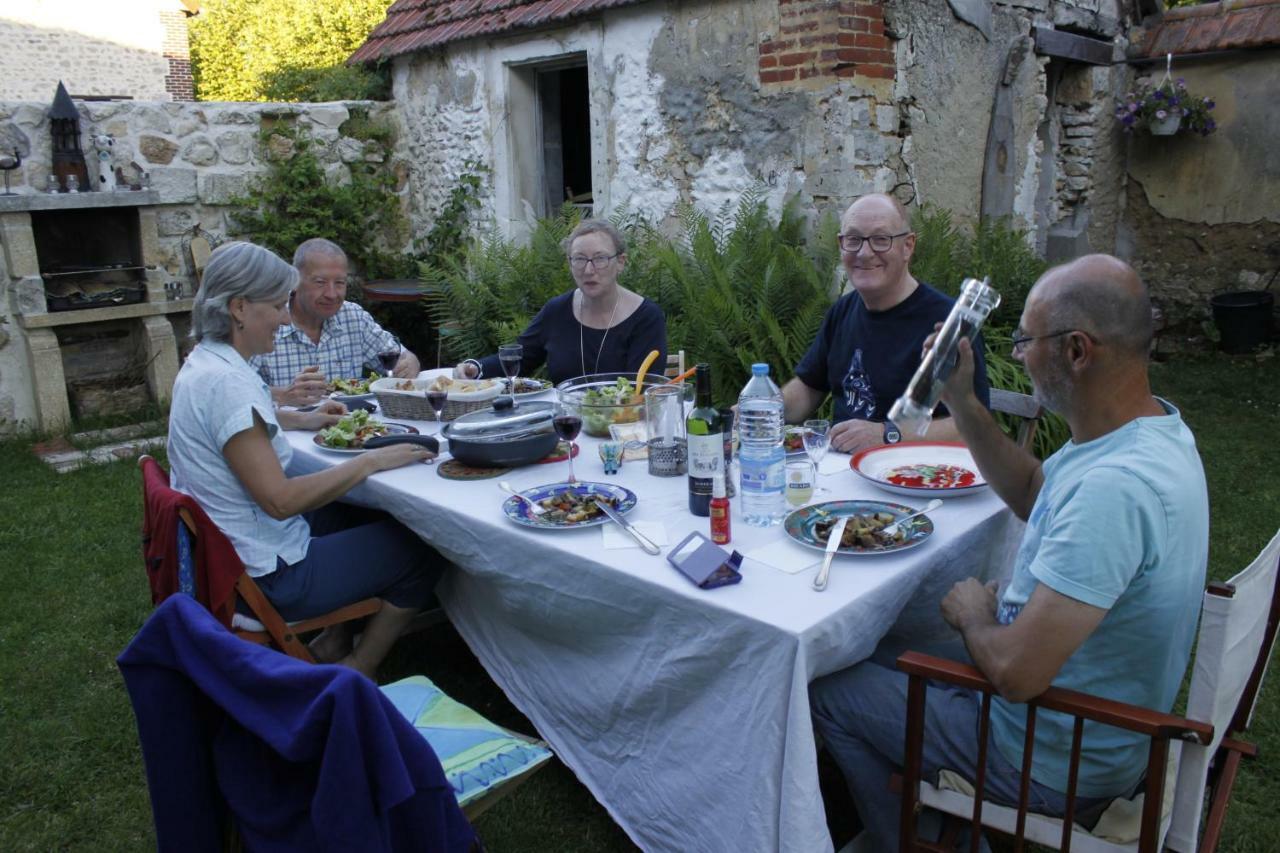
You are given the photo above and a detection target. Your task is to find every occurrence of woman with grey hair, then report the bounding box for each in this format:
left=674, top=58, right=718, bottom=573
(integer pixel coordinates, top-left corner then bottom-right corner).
left=168, top=241, right=441, bottom=679
left=455, top=218, right=666, bottom=384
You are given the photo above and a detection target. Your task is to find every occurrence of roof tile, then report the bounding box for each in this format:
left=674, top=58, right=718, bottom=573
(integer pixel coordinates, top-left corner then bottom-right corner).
left=350, top=0, right=648, bottom=61
left=1132, top=0, right=1280, bottom=57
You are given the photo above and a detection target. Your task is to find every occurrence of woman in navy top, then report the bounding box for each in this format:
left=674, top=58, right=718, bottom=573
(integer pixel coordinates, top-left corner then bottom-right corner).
left=457, top=220, right=667, bottom=384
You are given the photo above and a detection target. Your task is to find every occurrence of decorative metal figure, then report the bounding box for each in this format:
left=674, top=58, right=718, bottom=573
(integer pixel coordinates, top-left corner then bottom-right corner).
left=0, top=148, right=20, bottom=195
left=48, top=82, right=90, bottom=193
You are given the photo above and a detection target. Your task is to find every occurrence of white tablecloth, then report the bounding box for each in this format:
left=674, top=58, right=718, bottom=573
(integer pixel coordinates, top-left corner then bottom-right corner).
left=285, top=416, right=1021, bottom=852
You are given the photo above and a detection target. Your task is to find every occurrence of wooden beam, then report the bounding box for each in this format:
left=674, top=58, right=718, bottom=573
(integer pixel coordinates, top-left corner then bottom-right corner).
left=1032, top=28, right=1114, bottom=66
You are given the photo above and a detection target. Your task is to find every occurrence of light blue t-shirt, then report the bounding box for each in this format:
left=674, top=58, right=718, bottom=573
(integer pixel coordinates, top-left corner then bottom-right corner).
left=168, top=340, right=311, bottom=577
left=991, top=399, right=1207, bottom=798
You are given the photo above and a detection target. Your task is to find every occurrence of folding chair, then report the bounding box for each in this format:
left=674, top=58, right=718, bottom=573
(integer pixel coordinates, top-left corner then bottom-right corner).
left=665, top=349, right=687, bottom=380
left=138, top=454, right=381, bottom=663
left=989, top=388, right=1043, bottom=451
left=896, top=527, right=1280, bottom=853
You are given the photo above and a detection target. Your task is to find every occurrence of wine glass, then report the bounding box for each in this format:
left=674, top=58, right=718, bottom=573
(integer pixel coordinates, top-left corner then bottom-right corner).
left=426, top=389, right=447, bottom=424
left=498, top=343, right=522, bottom=394
left=553, top=403, right=583, bottom=484
left=803, top=419, right=831, bottom=495
left=376, top=342, right=402, bottom=377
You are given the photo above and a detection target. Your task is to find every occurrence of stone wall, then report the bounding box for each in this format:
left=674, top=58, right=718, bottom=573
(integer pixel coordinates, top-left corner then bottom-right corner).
left=0, top=99, right=408, bottom=281
left=390, top=0, right=1130, bottom=251
left=0, top=0, right=190, bottom=102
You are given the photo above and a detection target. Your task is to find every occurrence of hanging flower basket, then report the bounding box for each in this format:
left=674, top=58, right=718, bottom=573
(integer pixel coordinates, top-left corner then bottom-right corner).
left=1149, top=112, right=1182, bottom=136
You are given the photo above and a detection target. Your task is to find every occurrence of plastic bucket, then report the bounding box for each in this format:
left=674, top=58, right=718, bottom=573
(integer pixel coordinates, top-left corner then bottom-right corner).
left=1210, top=291, right=1274, bottom=353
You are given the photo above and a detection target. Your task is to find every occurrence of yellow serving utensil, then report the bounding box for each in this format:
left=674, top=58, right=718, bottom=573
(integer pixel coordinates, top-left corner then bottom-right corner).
left=635, top=349, right=660, bottom=394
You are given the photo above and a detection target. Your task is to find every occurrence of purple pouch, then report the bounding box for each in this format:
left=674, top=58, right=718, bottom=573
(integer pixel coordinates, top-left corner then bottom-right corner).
left=667, top=531, right=743, bottom=589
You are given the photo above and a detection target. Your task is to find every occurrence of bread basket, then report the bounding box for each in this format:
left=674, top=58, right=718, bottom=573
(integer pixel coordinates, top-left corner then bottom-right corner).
left=370, top=376, right=501, bottom=421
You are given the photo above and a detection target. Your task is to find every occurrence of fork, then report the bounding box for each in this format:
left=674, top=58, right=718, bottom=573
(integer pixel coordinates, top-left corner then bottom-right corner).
left=499, top=481, right=545, bottom=515
left=882, top=498, right=943, bottom=537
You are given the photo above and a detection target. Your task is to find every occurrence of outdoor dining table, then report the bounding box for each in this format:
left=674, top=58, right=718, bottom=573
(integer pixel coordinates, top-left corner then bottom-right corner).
left=284, top=406, right=1022, bottom=853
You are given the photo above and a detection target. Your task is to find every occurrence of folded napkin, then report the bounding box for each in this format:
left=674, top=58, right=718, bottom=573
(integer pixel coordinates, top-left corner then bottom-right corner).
left=602, top=521, right=669, bottom=551
left=743, top=538, right=822, bottom=575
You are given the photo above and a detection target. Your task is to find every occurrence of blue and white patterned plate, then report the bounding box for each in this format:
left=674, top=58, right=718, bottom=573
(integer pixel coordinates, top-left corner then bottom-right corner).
left=783, top=499, right=934, bottom=555
left=502, top=481, right=638, bottom=529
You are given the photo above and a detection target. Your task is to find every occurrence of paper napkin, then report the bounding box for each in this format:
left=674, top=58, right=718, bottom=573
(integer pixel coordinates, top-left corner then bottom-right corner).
left=743, top=539, right=822, bottom=575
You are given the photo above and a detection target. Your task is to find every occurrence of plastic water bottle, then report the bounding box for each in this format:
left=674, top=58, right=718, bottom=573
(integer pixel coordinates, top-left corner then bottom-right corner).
left=738, top=363, right=786, bottom=527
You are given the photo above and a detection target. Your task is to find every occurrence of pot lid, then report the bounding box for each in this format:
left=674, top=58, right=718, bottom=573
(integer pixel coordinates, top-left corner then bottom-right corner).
left=443, top=397, right=555, bottom=442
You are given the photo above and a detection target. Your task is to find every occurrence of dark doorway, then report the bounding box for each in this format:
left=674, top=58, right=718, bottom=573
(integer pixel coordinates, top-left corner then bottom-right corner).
left=538, top=64, right=592, bottom=215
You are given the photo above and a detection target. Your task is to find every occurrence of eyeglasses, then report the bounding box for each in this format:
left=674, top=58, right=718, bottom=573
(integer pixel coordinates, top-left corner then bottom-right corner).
left=568, top=253, right=620, bottom=271
left=1010, top=328, right=1089, bottom=353
left=838, top=232, right=910, bottom=253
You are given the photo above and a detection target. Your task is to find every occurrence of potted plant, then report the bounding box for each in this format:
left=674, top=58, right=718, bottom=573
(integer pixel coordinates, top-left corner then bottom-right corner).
left=1115, top=77, right=1217, bottom=137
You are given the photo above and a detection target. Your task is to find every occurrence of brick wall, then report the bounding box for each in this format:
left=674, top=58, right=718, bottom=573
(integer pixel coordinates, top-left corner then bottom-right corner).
left=160, top=10, right=194, bottom=102
left=759, top=0, right=895, bottom=87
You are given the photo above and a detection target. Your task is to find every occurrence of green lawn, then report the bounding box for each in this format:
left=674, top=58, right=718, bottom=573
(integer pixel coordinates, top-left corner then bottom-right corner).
left=0, top=351, right=1276, bottom=851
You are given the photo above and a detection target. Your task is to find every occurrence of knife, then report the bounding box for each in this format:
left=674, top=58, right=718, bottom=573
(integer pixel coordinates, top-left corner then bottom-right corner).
left=812, top=516, right=849, bottom=592
left=593, top=498, right=661, bottom=555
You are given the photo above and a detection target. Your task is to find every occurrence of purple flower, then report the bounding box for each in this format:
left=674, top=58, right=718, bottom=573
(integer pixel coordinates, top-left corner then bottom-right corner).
left=1183, top=108, right=1190, bottom=116
left=1205, top=99, right=1215, bottom=110
left=1122, top=113, right=1136, bottom=126
left=1156, top=109, right=1168, bottom=120
left=1129, top=102, right=1139, bottom=113
left=1177, top=78, right=1186, bottom=88
left=1153, top=90, right=1165, bottom=101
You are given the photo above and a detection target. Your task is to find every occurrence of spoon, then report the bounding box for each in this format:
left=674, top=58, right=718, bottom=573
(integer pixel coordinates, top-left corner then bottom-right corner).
left=882, top=498, right=943, bottom=538
left=499, top=481, right=545, bottom=515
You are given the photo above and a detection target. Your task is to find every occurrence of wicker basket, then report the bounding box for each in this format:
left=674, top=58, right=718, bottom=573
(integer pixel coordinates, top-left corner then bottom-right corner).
left=370, top=377, right=500, bottom=422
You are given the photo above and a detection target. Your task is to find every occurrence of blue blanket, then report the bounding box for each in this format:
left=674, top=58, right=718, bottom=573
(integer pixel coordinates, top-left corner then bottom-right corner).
left=118, top=595, right=476, bottom=852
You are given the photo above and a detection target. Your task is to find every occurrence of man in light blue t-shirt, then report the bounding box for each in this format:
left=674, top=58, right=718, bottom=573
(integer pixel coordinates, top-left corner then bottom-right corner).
left=811, top=255, right=1208, bottom=850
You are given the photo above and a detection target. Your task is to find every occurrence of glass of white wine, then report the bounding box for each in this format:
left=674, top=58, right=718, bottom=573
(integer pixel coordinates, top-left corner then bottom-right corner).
left=785, top=459, right=814, bottom=508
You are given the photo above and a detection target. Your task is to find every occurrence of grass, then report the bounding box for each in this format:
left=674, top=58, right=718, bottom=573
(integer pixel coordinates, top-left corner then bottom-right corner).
left=0, top=350, right=1276, bottom=851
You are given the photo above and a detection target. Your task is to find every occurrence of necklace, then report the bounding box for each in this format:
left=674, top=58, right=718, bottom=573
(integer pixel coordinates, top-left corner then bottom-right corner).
left=578, top=290, right=621, bottom=376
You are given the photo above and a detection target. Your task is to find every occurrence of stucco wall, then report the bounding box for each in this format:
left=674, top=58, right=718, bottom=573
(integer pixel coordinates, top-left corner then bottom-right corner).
left=391, top=0, right=1130, bottom=253
left=1120, top=51, right=1280, bottom=326
left=0, top=1, right=186, bottom=102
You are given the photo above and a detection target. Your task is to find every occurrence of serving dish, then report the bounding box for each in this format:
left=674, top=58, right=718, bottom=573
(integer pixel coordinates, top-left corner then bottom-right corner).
left=557, top=372, right=668, bottom=438
left=442, top=399, right=559, bottom=467
left=850, top=442, right=988, bottom=498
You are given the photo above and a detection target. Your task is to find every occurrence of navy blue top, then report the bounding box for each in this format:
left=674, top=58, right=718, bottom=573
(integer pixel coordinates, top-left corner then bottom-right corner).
left=793, top=282, right=991, bottom=424
left=478, top=290, right=668, bottom=384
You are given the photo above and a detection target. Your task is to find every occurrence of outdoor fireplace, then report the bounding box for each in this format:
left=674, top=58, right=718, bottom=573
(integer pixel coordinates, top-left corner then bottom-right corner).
left=32, top=207, right=147, bottom=311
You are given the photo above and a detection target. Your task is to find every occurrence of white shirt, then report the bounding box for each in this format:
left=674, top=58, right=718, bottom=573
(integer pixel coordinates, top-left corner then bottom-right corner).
left=168, top=340, right=311, bottom=576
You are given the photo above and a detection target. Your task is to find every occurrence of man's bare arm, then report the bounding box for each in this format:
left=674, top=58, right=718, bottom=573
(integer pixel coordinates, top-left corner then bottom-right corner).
left=781, top=377, right=825, bottom=424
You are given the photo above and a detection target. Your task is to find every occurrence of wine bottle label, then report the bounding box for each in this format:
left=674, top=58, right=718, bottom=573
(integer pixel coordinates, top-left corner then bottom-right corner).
left=687, top=433, right=723, bottom=481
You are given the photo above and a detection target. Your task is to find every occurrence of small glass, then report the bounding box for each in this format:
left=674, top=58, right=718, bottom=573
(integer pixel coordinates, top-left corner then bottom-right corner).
left=785, top=459, right=815, bottom=507
left=645, top=384, right=686, bottom=477
left=553, top=402, right=583, bottom=483
left=803, top=419, right=831, bottom=495
left=47, top=174, right=60, bottom=193
left=66, top=174, right=79, bottom=193
left=498, top=343, right=522, bottom=394
left=599, top=441, right=624, bottom=475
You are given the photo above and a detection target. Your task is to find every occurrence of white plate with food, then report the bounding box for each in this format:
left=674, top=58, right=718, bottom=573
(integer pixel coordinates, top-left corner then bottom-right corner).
left=313, top=410, right=418, bottom=452
left=508, top=377, right=555, bottom=399
left=850, top=442, right=988, bottom=498
left=326, top=375, right=377, bottom=404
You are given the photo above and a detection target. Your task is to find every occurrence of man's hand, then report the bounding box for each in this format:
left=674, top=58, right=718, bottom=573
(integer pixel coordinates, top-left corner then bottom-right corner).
left=828, top=418, right=884, bottom=454
left=279, top=366, right=327, bottom=407
left=941, top=578, right=999, bottom=633
left=393, top=349, right=420, bottom=379
left=922, top=325, right=977, bottom=413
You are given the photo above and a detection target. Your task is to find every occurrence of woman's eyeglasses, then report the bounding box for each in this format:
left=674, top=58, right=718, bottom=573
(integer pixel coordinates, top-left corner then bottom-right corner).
left=568, top=253, right=620, bottom=271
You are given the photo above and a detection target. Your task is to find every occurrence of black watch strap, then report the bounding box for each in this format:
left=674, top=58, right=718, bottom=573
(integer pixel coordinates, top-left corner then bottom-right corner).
left=883, top=420, right=902, bottom=444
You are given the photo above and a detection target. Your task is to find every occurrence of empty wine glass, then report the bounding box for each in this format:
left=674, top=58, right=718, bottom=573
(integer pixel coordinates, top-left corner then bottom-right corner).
left=553, top=402, right=583, bottom=484
left=803, top=419, right=831, bottom=495
left=498, top=343, right=522, bottom=394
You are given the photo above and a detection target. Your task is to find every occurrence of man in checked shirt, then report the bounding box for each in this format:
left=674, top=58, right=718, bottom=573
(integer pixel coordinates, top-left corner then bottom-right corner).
left=253, top=238, right=421, bottom=406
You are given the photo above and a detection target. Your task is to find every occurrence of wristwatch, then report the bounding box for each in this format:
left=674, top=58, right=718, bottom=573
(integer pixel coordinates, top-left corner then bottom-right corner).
left=883, top=420, right=902, bottom=445
left=462, top=358, right=483, bottom=378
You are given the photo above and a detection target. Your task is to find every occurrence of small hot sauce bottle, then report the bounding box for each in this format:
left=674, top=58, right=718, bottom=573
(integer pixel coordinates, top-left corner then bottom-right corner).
left=709, top=473, right=731, bottom=545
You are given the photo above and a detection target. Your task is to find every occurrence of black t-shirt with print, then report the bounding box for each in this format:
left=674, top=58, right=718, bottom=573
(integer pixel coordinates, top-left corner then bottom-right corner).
left=793, top=282, right=991, bottom=424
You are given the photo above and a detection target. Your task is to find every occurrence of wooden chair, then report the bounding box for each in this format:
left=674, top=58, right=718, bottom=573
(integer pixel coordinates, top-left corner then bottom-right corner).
left=139, top=455, right=382, bottom=663
left=896, top=527, right=1280, bottom=853
left=665, top=349, right=687, bottom=380
left=989, top=388, right=1042, bottom=450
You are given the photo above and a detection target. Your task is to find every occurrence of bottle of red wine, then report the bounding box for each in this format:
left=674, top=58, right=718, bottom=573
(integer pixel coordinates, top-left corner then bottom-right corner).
left=686, top=363, right=724, bottom=516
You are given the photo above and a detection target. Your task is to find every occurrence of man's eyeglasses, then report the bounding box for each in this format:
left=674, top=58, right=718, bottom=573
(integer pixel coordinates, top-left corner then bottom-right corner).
left=568, top=253, right=620, bottom=271
left=1010, top=328, right=1089, bottom=353
left=838, top=232, right=910, bottom=253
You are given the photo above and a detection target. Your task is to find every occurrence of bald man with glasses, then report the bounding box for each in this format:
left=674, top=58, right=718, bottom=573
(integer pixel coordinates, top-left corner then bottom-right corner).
left=783, top=194, right=990, bottom=452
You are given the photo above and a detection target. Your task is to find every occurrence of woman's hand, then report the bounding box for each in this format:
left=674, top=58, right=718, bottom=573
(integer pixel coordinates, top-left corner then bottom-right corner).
left=277, top=399, right=347, bottom=432
left=363, top=442, right=436, bottom=472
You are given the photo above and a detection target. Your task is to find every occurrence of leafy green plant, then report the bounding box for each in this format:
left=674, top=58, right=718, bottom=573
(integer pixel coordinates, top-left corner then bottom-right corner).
left=190, top=0, right=393, bottom=102
left=260, top=63, right=389, bottom=103
left=230, top=124, right=405, bottom=278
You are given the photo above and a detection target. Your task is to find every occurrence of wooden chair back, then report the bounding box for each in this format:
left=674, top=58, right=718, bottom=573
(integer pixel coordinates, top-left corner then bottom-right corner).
left=989, top=388, right=1042, bottom=450
left=665, top=349, right=686, bottom=380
